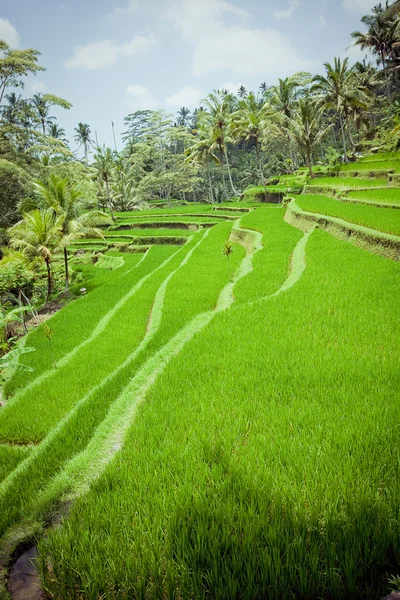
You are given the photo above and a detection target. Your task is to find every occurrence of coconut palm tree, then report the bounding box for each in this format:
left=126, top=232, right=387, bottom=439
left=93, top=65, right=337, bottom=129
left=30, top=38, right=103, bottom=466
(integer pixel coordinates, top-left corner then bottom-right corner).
left=177, top=107, right=191, bottom=127
left=8, top=208, right=64, bottom=300
left=238, top=85, right=248, bottom=98
left=351, top=2, right=398, bottom=100
left=31, top=93, right=72, bottom=136
left=74, top=122, right=93, bottom=162
left=48, top=123, right=67, bottom=142
left=22, top=175, right=111, bottom=292
left=186, top=126, right=219, bottom=203
left=92, top=146, right=116, bottom=219
left=201, top=90, right=240, bottom=197
left=312, top=58, right=367, bottom=159
left=285, top=99, right=332, bottom=178
left=231, top=92, right=277, bottom=185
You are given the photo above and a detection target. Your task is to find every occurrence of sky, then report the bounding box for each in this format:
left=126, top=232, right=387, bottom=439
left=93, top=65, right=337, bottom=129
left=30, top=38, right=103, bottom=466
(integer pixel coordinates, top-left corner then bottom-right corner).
left=1, top=0, right=378, bottom=155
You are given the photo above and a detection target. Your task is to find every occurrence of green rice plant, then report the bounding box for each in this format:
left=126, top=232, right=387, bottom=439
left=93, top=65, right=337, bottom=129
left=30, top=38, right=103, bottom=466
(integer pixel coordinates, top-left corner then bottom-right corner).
left=358, top=151, right=400, bottom=162
left=307, top=176, right=387, bottom=188
left=339, top=160, right=400, bottom=173
left=234, top=207, right=302, bottom=303
left=346, top=188, right=400, bottom=205
left=0, top=224, right=244, bottom=539
left=105, top=229, right=194, bottom=238
left=296, top=194, right=400, bottom=236
left=39, top=230, right=400, bottom=600
left=0, top=445, right=30, bottom=484
left=3, top=251, right=155, bottom=398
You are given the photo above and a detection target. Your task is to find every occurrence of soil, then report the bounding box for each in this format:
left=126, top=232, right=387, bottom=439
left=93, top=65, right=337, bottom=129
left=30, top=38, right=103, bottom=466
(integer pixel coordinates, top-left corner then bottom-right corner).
left=8, top=547, right=43, bottom=600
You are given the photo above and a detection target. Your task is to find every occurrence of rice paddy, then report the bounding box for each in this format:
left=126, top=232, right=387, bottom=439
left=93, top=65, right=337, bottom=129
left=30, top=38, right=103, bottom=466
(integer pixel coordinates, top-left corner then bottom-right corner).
left=0, top=152, right=399, bottom=599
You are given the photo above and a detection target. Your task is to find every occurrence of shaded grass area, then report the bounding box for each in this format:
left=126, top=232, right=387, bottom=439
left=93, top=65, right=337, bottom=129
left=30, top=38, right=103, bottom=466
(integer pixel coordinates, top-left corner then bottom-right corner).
left=346, top=188, right=400, bottom=205
left=308, top=177, right=387, bottom=188
left=0, top=222, right=243, bottom=542
left=0, top=446, right=30, bottom=484
left=39, top=231, right=400, bottom=600
left=234, top=207, right=302, bottom=303
left=3, top=252, right=144, bottom=398
left=296, top=194, right=400, bottom=236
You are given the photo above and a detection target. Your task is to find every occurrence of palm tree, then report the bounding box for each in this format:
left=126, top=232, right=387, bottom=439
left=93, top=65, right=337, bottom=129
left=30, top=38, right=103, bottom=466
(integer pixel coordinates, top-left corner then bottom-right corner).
left=31, top=93, right=72, bottom=136
left=8, top=208, right=63, bottom=301
left=285, top=99, right=332, bottom=178
left=74, top=122, right=93, bottom=162
left=231, top=92, right=277, bottom=185
left=351, top=2, right=398, bottom=100
left=92, top=146, right=116, bottom=219
left=259, top=82, right=268, bottom=94
left=48, top=123, right=67, bottom=142
left=177, top=107, right=191, bottom=127
left=312, top=58, right=367, bottom=159
left=1, top=93, right=28, bottom=125
left=201, top=90, right=240, bottom=197
left=238, top=85, right=248, bottom=98
left=186, top=127, right=219, bottom=203
left=23, top=175, right=111, bottom=292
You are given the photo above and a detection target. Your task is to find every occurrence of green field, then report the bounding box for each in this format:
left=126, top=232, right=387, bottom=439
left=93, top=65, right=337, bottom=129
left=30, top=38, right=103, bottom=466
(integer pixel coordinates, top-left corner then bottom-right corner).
left=346, top=187, right=400, bottom=204
left=308, top=176, right=388, bottom=187
left=2, top=100, right=400, bottom=600
left=296, top=194, right=400, bottom=236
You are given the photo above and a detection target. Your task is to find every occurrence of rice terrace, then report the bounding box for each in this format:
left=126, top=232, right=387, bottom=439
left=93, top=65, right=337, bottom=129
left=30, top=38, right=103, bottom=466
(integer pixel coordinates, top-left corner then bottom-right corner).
left=0, top=1, right=400, bottom=598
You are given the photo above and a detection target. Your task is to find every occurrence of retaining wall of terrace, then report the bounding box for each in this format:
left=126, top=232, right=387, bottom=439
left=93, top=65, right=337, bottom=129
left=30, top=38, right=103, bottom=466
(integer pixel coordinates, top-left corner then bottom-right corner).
left=286, top=200, right=400, bottom=261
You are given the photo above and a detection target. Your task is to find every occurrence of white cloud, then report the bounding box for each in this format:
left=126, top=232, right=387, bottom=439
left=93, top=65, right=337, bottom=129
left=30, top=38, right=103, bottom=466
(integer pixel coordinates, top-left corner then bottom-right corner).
left=166, top=0, right=310, bottom=78
left=318, top=15, right=327, bottom=28
left=342, top=0, right=376, bottom=12
left=0, top=18, right=20, bottom=48
left=65, top=35, right=156, bottom=70
left=165, top=0, right=248, bottom=40
left=30, top=81, right=47, bottom=94
left=273, top=0, right=300, bottom=20
left=166, top=86, right=204, bottom=108
left=108, top=0, right=139, bottom=17
left=126, top=85, right=156, bottom=109
left=193, top=27, right=312, bottom=76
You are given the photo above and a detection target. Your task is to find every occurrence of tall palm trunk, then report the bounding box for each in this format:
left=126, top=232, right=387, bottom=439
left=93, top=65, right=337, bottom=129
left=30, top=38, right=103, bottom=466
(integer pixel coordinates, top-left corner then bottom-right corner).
left=45, top=257, right=52, bottom=302
left=207, top=162, right=214, bottom=203
left=255, top=141, right=264, bottom=186
left=223, top=145, right=240, bottom=197
left=105, top=179, right=115, bottom=220
left=381, top=50, right=391, bottom=102
left=64, top=247, right=69, bottom=293
left=339, top=113, right=348, bottom=162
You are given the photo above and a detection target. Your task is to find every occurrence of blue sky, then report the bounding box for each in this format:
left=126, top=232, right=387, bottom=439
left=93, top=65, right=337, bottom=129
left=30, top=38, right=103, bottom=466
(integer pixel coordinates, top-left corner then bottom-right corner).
left=1, top=0, right=376, bottom=155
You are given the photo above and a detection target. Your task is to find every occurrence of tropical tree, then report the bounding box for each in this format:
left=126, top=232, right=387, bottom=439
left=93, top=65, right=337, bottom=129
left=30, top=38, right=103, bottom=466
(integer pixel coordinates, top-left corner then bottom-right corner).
left=74, top=122, right=93, bottom=162
left=351, top=2, right=399, bottom=100
left=8, top=208, right=63, bottom=300
left=285, top=99, right=332, bottom=178
left=0, top=41, right=45, bottom=106
left=48, top=123, right=67, bottom=142
left=231, top=92, right=277, bottom=184
left=238, top=85, right=248, bottom=98
left=200, top=90, right=240, bottom=197
left=312, top=58, right=368, bottom=158
left=20, top=175, right=111, bottom=291
left=176, top=107, right=191, bottom=127
left=186, top=126, right=219, bottom=202
left=92, top=146, right=116, bottom=219
left=31, top=93, right=72, bottom=136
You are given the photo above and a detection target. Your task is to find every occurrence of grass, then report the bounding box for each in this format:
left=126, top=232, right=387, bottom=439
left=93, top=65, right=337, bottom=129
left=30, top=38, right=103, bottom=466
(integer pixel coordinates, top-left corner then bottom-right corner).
left=339, top=160, right=400, bottom=173
left=233, top=207, right=302, bottom=303
left=308, top=176, right=388, bottom=188
left=39, top=230, right=400, bottom=600
left=3, top=252, right=144, bottom=397
left=0, top=445, right=30, bottom=484
left=0, top=223, right=244, bottom=540
left=296, top=194, right=400, bottom=236
left=358, top=151, right=400, bottom=162
left=346, top=188, right=400, bottom=205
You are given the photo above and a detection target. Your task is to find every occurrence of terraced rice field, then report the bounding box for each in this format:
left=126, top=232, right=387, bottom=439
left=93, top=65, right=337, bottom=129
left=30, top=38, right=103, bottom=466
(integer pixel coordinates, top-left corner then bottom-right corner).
left=346, top=187, right=400, bottom=205
left=308, top=176, right=388, bottom=188
left=1, top=157, right=400, bottom=599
